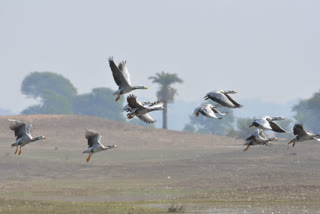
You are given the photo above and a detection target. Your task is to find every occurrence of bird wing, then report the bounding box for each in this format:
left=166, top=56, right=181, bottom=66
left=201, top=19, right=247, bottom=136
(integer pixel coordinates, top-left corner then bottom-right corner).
left=202, top=105, right=219, bottom=119
left=269, top=121, right=287, bottom=133
left=108, top=57, right=130, bottom=88
left=210, top=105, right=228, bottom=115
left=85, top=129, right=101, bottom=148
left=148, top=100, right=164, bottom=108
left=137, top=113, right=156, bottom=123
left=293, top=124, right=307, bottom=136
left=245, top=129, right=259, bottom=141
left=127, top=94, right=144, bottom=109
left=254, top=118, right=272, bottom=130
left=224, top=94, right=242, bottom=108
left=207, top=92, right=240, bottom=108
left=313, top=136, right=320, bottom=141
left=8, top=119, right=27, bottom=140
left=118, top=61, right=132, bottom=86
left=258, top=130, right=268, bottom=140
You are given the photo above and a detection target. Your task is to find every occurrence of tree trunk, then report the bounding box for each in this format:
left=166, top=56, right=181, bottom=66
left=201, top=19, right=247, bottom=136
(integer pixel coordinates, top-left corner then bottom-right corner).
left=162, top=101, right=168, bottom=129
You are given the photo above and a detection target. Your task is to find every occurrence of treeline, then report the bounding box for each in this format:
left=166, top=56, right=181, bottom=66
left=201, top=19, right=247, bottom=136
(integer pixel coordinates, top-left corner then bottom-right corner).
left=21, top=72, right=125, bottom=121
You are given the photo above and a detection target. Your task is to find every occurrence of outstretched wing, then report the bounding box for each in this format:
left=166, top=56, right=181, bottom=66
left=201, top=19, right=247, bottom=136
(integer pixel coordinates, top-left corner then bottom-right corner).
left=293, top=124, right=307, bottom=136
left=148, top=100, right=164, bottom=108
left=127, top=94, right=144, bottom=109
left=118, top=61, right=132, bottom=86
left=85, top=129, right=101, bottom=148
left=224, top=94, right=242, bottom=108
left=137, top=114, right=156, bottom=123
left=108, top=57, right=130, bottom=88
left=202, top=105, right=219, bottom=119
left=210, top=105, right=228, bottom=115
left=207, top=92, right=241, bottom=108
left=8, top=119, right=27, bottom=140
left=269, top=121, right=287, bottom=133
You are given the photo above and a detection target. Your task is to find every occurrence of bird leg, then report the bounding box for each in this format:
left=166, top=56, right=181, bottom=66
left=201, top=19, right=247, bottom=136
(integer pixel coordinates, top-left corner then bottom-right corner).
left=244, top=145, right=250, bottom=152
left=18, top=147, right=22, bottom=155
left=14, top=146, right=19, bottom=155
left=288, top=139, right=296, bottom=147
left=86, top=154, right=91, bottom=163
left=115, top=95, right=120, bottom=102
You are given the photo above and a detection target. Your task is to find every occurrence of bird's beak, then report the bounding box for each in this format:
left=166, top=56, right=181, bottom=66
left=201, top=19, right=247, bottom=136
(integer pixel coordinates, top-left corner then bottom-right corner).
left=144, top=87, right=148, bottom=89
left=44, top=137, right=47, bottom=139
left=204, top=96, right=208, bottom=100
left=275, top=138, right=279, bottom=141
left=115, top=145, right=119, bottom=148
left=162, top=108, right=166, bottom=110
left=234, top=91, right=238, bottom=93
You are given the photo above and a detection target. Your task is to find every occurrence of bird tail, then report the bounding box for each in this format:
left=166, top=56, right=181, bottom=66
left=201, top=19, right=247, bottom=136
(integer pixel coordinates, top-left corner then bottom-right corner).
left=11, top=143, right=17, bottom=147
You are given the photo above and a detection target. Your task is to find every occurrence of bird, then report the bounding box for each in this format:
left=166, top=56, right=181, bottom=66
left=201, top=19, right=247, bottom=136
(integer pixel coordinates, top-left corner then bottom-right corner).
left=288, top=124, right=320, bottom=147
left=108, top=57, right=148, bottom=101
left=82, top=129, right=118, bottom=163
left=243, top=129, right=278, bottom=152
left=8, top=119, right=46, bottom=155
left=123, top=101, right=156, bottom=112
left=249, top=116, right=287, bottom=133
left=125, top=94, right=165, bottom=123
left=204, top=90, right=242, bottom=108
left=193, top=104, right=228, bottom=119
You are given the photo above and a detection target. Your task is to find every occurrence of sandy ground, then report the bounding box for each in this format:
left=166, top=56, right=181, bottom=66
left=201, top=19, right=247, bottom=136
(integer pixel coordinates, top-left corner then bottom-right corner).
left=0, top=115, right=320, bottom=212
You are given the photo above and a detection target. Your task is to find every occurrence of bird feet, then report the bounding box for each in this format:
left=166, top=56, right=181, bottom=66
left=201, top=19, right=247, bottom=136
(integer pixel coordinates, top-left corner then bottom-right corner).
left=244, top=145, right=250, bottom=152
left=86, top=154, right=91, bottom=163
left=14, top=147, right=18, bottom=155
left=115, top=95, right=120, bottom=102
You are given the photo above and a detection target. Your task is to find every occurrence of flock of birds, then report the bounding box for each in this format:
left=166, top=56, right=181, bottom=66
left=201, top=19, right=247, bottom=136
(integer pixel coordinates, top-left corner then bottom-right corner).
left=7, top=57, right=320, bottom=162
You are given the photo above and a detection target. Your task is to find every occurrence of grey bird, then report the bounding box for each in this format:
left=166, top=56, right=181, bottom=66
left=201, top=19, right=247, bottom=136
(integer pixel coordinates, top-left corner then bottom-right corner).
left=204, top=90, right=242, bottom=108
left=82, top=129, right=118, bottom=163
left=249, top=116, right=287, bottom=133
left=126, top=94, right=165, bottom=123
left=193, top=103, right=227, bottom=119
left=108, top=57, right=148, bottom=101
left=288, top=124, right=320, bottom=147
left=244, top=129, right=278, bottom=152
left=9, top=119, right=46, bottom=155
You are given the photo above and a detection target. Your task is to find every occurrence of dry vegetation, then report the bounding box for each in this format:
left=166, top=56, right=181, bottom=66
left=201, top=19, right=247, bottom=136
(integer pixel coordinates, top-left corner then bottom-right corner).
left=0, top=115, right=320, bottom=213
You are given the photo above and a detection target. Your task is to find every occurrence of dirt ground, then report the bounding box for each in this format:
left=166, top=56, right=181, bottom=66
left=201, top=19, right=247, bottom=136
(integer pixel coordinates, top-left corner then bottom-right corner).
left=0, top=115, right=320, bottom=212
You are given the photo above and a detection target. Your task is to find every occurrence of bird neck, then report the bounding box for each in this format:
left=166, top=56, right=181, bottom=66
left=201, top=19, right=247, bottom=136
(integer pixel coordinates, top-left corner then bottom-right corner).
left=133, top=86, right=145, bottom=90
left=30, top=136, right=42, bottom=142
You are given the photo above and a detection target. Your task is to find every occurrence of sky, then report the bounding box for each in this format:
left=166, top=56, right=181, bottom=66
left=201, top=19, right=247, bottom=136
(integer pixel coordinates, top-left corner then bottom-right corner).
left=1, top=0, right=320, bottom=114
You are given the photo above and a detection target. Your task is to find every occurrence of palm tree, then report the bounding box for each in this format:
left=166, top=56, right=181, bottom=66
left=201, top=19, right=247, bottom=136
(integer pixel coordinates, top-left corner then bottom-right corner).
left=149, top=71, right=183, bottom=129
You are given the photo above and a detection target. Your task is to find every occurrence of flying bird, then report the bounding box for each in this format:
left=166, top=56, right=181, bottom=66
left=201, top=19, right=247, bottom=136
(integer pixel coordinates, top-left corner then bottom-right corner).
left=108, top=57, right=148, bottom=101
left=244, top=129, right=278, bottom=152
left=249, top=116, right=287, bottom=133
left=125, top=94, right=165, bottom=123
left=8, top=119, right=46, bottom=155
left=83, top=129, right=118, bottom=163
left=193, top=104, right=227, bottom=119
left=204, top=90, right=242, bottom=108
left=288, top=124, right=320, bottom=147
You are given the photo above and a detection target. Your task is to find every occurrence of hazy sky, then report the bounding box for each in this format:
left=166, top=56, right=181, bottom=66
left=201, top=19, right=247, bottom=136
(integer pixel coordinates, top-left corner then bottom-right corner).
left=1, top=0, right=320, bottom=113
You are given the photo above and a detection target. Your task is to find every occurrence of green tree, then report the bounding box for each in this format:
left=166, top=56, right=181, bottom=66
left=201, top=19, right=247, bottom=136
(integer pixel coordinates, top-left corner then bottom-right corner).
left=293, top=90, right=320, bottom=133
left=21, top=89, right=73, bottom=115
left=72, top=87, right=125, bottom=121
left=149, top=71, right=183, bottom=129
left=183, top=105, right=235, bottom=136
left=21, top=71, right=77, bottom=99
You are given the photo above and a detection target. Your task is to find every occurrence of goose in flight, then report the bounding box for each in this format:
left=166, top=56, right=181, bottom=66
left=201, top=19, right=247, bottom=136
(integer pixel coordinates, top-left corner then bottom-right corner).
left=8, top=119, right=46, bottom=155
left=244, top=129, right=278, bottom=152
left=249, top=116, right=287, bottom=133
left=288, top=124, right=320, bottom=147
left=193, top=104, right=227, bottom=119
left=126, top=94, right=165, bottom=123
left=108, top=57, right=148, bottom=101
left=204, top=90, right=242, bottom=108
left=83, top=129, right=118, bottom=163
